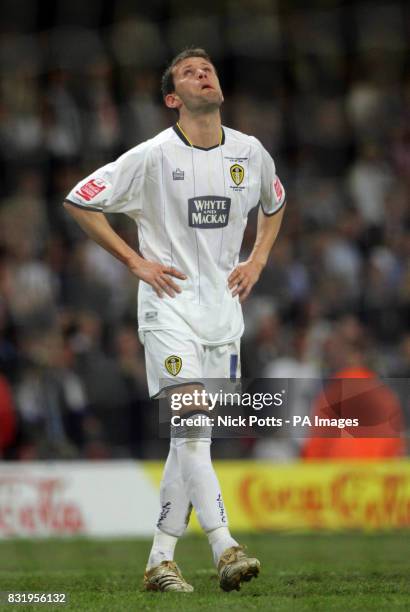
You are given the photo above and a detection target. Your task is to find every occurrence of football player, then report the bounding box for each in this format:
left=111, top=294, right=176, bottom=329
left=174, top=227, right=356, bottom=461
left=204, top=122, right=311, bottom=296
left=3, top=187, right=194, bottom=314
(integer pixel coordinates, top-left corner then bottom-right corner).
left=64, top=48, right=286, bottom=593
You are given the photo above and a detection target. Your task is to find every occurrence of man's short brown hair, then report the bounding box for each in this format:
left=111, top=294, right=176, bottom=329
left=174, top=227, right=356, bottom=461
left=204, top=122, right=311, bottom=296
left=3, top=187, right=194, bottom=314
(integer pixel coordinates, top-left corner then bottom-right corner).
left=161, top=47, right=213, bottom=98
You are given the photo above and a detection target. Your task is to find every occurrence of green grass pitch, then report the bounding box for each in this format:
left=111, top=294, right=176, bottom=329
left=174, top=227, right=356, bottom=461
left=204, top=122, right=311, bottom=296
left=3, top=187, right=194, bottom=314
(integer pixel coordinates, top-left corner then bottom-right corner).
left=1, top=534, right=410, bottom=611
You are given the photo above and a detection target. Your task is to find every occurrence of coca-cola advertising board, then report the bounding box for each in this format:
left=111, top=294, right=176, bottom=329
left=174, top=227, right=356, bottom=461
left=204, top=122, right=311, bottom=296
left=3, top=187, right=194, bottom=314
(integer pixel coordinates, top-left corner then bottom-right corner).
left=0, top=462, right=158, bottom=538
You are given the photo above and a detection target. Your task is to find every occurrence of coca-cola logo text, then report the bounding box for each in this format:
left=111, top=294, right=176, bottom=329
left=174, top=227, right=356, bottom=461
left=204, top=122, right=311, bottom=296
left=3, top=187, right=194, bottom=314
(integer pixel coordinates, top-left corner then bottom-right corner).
left=0, top=476, right=85, bottom=536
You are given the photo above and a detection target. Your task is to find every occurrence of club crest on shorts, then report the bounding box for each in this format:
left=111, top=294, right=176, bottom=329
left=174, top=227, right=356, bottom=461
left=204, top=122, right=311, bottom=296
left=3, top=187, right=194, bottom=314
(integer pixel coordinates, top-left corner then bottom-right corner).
left=230, top=164, right=244, bottom=186
left=165, top=355, right=182, bottom=376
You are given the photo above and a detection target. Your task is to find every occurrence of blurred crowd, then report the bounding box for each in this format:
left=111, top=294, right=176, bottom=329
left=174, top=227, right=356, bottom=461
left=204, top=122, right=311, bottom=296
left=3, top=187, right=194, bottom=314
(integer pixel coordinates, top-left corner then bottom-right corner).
left=0, top=0, right=409, bottom=460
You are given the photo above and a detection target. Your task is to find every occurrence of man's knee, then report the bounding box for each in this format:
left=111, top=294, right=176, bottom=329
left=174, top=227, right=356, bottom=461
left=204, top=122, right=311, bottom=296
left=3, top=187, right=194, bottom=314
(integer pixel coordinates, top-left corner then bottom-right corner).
left=167, top=384, right=210, bottom=416
left=168, top=384, right=213, bottom=441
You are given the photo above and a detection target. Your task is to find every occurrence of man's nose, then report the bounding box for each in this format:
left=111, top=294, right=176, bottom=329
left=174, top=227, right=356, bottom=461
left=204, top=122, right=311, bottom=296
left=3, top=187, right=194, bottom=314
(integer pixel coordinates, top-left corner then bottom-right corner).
left=197, top=69, right=206, bottom=79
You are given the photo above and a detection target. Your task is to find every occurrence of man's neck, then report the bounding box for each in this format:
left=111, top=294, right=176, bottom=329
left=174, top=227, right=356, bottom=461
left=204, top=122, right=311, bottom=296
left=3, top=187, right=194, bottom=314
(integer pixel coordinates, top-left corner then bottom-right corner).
left=177, top=111, right=222, bottom=148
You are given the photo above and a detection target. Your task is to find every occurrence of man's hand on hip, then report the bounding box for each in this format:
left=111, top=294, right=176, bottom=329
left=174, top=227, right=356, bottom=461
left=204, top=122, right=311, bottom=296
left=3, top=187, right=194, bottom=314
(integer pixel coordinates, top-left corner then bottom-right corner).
left=128, top=257, right=187, bottom=298
left=228, top=260, right=264, bottom=303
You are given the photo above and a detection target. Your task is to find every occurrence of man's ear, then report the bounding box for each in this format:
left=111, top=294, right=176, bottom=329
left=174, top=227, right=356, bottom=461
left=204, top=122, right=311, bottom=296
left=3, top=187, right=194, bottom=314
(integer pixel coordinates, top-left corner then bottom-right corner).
left=165, top=93, right=182, bottom=110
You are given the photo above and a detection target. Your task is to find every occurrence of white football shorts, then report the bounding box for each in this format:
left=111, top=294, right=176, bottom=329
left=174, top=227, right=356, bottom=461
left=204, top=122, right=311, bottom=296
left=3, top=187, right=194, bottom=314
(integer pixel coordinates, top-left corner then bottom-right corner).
left=141, top=329, right=241, bottom=398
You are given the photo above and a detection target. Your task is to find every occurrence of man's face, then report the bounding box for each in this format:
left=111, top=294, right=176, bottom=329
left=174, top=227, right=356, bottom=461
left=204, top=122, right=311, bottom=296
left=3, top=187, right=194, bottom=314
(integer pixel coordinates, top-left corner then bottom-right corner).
left=167, top=57, right=224, bottom=114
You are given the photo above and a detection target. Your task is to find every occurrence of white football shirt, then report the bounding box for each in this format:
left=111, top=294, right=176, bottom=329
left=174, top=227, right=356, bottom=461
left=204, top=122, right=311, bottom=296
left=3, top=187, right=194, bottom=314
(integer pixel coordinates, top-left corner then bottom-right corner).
left=65, top=125, right=286, bottom=345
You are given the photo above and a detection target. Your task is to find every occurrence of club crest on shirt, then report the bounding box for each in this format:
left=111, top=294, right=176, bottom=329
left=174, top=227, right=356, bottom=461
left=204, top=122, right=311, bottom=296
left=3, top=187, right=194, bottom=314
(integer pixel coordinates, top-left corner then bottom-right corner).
left=165, top=355, right=182, bottom=376
left=230, top=164, right=244, bottom=186
left=188, top=196, right=231, bottom=228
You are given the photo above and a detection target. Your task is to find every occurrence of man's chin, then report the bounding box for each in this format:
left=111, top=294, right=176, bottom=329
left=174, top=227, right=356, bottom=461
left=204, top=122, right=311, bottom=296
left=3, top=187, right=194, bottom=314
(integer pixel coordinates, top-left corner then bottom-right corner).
left=197, top=93, right=224, bottom=112
left=203, top=89, right=223, bottom=102
left=183, top=94, right=223, bottom=115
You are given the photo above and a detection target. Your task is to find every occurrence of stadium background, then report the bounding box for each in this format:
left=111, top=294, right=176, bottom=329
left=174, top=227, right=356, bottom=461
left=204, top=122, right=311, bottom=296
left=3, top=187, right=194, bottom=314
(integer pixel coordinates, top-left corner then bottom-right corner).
left=0, top=0, right=409, bottom=541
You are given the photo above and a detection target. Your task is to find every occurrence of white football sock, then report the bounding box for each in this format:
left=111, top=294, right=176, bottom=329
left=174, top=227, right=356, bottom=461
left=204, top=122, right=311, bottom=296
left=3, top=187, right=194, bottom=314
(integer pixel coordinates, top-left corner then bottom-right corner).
left=156, top=439, right=192, bottom=537
left=175, top=436, right=238, bottom=561
left=207, top=526, right=239, bottom=565
left=146, top=528, right=178, bottom=569
left=146, top=439, right=192, bottom=570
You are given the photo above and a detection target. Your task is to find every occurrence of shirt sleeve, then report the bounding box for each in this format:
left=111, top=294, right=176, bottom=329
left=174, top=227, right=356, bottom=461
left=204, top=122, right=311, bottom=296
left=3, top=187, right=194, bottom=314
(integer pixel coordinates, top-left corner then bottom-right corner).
left=65, top=141, right=151, bottom=214
left=255, top=139, right=286, bottom=216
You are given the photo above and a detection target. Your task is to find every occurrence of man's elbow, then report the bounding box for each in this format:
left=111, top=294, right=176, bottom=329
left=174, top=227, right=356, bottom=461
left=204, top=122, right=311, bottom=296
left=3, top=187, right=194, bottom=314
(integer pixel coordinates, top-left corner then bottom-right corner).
left=63, top=200, right=74, bottom=211
left=63, top=200, right=82, bottom=220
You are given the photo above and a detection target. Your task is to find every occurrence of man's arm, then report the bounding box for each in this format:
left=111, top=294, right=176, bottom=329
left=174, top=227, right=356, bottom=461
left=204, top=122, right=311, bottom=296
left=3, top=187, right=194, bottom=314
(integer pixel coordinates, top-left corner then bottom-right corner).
left=63, top=202, right=186, bottom=298
left=228, top=205, right=285, bottom=303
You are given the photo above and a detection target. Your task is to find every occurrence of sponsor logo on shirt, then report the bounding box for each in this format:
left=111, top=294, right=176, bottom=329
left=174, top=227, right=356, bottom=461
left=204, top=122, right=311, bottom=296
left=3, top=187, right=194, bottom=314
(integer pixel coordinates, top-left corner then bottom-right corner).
left=75, top=178, right=108, bottom=202
left=230, top=164, right=244, bottom=186
left=172, top=168, right=185, bottom=180
left=165, top=355, right=182, bottom=376
left=188, top=196, right=231, bottom=228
